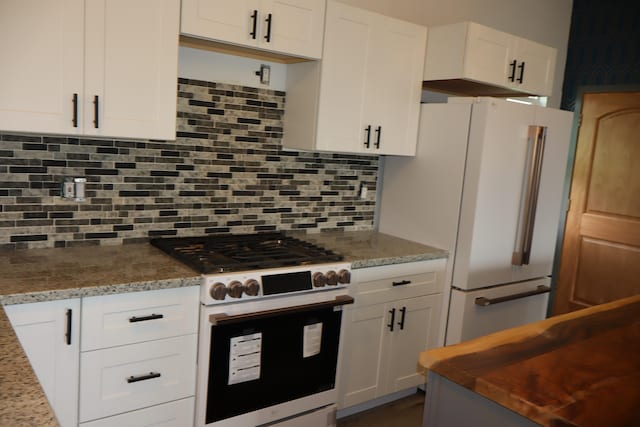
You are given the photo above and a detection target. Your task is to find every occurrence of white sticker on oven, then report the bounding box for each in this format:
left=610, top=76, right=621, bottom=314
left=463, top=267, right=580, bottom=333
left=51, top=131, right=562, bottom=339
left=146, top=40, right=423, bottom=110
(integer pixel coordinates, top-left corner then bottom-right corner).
left=228, top=333, right=262, bottom=385
left=303, top=322, right=323, bottom=358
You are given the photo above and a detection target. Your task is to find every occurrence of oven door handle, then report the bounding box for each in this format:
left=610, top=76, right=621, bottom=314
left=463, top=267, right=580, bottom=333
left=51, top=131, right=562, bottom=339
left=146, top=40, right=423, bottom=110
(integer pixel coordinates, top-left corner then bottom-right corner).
left=209, top=295, right=355, bottom=325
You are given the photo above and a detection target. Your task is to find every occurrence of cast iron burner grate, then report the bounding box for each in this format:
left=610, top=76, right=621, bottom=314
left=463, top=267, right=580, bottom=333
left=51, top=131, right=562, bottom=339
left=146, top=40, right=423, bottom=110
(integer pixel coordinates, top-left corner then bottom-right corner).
left=150, top=233, right=344, bottom=274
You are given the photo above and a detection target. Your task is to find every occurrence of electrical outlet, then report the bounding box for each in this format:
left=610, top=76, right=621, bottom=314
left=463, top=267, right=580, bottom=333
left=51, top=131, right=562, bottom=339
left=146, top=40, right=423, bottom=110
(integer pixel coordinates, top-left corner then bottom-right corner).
left=62, top=180, right=75, bottom=199
left=359, top=183, right=368, bottom=199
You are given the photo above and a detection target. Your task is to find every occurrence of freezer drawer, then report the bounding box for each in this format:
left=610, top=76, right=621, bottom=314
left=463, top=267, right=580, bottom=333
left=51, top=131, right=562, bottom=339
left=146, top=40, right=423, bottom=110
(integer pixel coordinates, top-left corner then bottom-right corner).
left=446, top=278, right=550, bottom=345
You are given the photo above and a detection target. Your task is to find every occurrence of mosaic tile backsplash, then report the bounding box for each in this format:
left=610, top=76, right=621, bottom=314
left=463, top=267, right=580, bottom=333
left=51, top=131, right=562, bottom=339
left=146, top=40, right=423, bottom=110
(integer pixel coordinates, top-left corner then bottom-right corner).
left=0, top=79, right=379, bottom=250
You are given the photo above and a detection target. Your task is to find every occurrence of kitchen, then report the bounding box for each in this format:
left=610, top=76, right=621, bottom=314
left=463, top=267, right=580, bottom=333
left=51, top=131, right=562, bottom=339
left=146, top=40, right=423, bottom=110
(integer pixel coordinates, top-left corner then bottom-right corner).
left=2, top=0, right=638, bottom=427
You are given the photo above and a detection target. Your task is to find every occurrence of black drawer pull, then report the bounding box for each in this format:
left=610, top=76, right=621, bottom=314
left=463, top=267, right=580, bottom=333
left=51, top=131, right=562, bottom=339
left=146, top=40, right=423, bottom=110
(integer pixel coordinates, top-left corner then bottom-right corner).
left=72, top=93, right=78, bottom=128
left=387, top=308, right=396, bottom=332
left=392, top=280, right=411, bottom=287
left=249, top=10, right=258, bottom=39
left=508, top=59, right=517, bottom=82
left=517, top=61, right=526, bottom=83
left=65, top=309, right=73, bottom=345
left=129, top=313, right=164, bottom=323
left=127, top=372, right=161, bottom=383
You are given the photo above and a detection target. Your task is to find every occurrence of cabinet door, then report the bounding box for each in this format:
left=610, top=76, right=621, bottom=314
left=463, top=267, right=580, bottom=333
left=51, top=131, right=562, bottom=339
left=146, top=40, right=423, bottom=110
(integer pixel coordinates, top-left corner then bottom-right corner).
left=0, top=0, right=83, bottom=135
left=339, top=303, right=387, bottom=408
left=262, top=0, right=325, bottom=59
left=181, top=0, right=260, bottom=48
left=5, top=299, right=81, bottom=427
left=514, top=38, right=556, bottom=97
left=364, top=15, right=426, bottom=156
left=384, top=294, right=442, bottom=393
left=316, top=1, right=372, bottom=154
left=84, top=0, right=179, bottom=140
left=464, top=23, right=513, bottom=89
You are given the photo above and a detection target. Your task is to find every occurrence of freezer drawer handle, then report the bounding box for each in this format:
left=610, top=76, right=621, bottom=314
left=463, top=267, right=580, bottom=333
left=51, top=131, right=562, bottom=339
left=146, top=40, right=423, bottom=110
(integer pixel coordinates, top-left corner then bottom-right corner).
left=474, top=285, right=550, bottom=307
left=209, top=295, right=354, bottom=325
left=512, top=125, right=547, bottom=266
left=126, top=372, right=161, bottom=384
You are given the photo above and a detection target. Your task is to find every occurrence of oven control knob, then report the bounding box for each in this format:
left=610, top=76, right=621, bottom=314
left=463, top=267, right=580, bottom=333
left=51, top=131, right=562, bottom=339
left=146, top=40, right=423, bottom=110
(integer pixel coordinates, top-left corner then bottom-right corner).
left=228, top=280, right=244, bottom=298
left=210, top=282, right=228, bottom=300
left=312, top=272, right=327, bottom=287
left=338, top=269, right=351, bottom=284
left=244, top=279, right=260, bottom=296
left=326, top=270, right=339, bottom=286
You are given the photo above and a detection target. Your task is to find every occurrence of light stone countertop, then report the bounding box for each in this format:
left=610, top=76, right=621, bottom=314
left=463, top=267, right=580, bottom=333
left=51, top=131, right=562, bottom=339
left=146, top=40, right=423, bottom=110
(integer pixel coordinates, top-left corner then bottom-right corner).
left=0, top=231, right=446, bottom=426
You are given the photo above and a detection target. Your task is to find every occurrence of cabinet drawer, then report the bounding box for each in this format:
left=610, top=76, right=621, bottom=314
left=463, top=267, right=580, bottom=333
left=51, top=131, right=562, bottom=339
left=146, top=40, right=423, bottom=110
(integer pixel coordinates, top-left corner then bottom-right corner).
left=352, top=260, right=445, bottom=307
left=79, top=397, right=194, bottom=427
left=79, top=334, right=197, bottom=422
left=81, top=286, right=199, bottom=351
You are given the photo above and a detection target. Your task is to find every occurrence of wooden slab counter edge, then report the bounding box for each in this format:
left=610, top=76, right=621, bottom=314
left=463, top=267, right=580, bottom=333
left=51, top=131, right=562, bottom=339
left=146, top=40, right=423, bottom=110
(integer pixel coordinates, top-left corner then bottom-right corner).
left=419, top=295, right=640, bottom=427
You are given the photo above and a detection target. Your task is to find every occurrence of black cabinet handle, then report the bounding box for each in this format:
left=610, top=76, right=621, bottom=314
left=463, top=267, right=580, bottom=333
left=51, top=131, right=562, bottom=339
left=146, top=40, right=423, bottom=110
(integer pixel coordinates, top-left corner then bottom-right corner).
left=364, top=125, right=371, bottom=148
left=249, top=10, right=258, bottom=39
left=129, top=313, right=164, bottom=323
left=264, top=13, right=272, bottom=42
left=65, top=309, right=72, bottom=345
left=517, top=62, right=526, bottom=83
left=392, top=280, right=411, bottom=287
left=374, top=126, right=381, bottom=149
left=387, top=308, right=396, bottom=332
left=72, top=94, right=78, bottom=128
left=508, top=59, right=517, bottom=82
left=127, top=372, right=161, bottom=383
left=93, top=95, right=99, bottom=128
left=398, top=306, right=407, bottom=330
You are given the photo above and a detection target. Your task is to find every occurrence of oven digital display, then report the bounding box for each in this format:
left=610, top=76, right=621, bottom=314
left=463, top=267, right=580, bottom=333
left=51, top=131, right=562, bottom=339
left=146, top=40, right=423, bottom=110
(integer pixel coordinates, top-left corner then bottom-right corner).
left=262, top=271, right=312, bottom=295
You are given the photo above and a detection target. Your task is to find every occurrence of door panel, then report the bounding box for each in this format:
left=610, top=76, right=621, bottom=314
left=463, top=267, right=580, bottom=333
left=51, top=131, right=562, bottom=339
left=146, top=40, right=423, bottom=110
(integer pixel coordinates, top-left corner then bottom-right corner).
left=0, top=0, right=83, bottom=134
left=555, top=91, right=640, bottom=314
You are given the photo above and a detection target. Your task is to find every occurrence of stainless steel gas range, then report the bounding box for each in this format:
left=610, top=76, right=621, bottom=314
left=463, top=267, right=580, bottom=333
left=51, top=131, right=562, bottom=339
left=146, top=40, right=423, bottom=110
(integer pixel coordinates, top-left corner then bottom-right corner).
left=151, top=233, right=353, bottom=427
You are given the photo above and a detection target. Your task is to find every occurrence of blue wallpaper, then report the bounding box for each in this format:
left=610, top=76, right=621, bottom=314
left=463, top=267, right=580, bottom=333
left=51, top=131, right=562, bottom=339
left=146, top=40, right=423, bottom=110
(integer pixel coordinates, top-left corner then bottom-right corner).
left=561, top=0, right=640, bottom=110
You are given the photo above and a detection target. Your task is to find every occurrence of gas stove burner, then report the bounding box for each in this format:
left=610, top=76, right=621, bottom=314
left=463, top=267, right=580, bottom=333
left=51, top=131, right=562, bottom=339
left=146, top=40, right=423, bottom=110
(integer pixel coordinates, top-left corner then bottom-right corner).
left=150, top=233, right=344, bottom=274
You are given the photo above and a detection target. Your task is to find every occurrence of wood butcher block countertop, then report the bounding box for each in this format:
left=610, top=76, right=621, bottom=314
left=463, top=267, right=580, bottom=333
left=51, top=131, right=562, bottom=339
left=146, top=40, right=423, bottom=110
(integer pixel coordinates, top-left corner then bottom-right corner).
left=419, top=295, right=640, bottom=427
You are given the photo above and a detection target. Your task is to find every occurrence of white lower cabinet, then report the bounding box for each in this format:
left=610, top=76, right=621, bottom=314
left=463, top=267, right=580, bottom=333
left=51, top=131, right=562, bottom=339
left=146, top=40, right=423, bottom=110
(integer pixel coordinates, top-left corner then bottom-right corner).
left=4, top=299, right=81, bottom=427
left=79, top=334, right=197, bottom=422
left=338, top=260, right=445, bottom=409
left=79, top=397, right=195, bottom=427
left=79, top=287, right=199, bottom=425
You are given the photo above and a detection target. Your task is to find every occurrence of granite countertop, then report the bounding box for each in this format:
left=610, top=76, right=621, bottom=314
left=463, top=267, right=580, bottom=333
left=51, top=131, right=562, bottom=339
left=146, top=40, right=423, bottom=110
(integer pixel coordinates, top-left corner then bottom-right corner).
left=294, top=230, right=448, bottom=268
left=419, top=295, right=640, bottom=427
left=0, top=230, right=446, bottom=426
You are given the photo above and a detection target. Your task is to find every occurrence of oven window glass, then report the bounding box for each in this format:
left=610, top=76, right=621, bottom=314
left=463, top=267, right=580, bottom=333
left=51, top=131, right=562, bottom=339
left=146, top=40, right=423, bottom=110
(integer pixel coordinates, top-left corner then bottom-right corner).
left=206, top=306, right=342, bottom=424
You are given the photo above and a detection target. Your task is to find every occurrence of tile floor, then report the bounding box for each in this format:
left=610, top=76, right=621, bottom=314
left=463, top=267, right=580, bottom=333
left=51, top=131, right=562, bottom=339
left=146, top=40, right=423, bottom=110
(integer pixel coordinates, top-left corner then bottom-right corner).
left=337, top=392, right=425, bottom=427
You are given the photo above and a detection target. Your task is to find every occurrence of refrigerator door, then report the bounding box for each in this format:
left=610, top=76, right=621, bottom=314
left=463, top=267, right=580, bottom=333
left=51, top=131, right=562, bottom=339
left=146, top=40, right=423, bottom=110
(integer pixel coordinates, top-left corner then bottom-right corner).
left=446, top=277, right=550, bottom=345
left=453, top=98, right=571, bottom=290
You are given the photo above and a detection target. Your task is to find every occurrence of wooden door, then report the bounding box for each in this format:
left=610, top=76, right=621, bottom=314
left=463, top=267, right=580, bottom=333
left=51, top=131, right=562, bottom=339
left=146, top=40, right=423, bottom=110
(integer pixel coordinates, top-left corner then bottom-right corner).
left=554, top=91, right=640, bottom=314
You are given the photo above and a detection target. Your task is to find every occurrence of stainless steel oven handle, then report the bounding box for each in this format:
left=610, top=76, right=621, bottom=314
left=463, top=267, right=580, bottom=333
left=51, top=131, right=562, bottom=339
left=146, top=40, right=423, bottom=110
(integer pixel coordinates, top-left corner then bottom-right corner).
left=474, top=285, right=550, bottom=307
left=209, top=295, right=355, bottom=325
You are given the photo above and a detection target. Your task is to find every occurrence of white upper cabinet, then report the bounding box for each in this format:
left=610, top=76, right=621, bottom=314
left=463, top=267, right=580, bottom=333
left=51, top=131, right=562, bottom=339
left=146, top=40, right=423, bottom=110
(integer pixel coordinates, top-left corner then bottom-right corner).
left=0, top=0, right=84, bottom=136
left=0, top=0, right=180, bottom=140
left=180, top=0, right=326, bottom=59
left=283, top=0, right=427, bottom=155
left=423, top=22, right=556, bottom=97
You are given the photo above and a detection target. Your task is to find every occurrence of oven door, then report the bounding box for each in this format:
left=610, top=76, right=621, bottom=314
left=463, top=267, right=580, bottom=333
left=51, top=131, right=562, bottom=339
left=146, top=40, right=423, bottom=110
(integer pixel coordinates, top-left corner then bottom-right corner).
left=197, top=295, right=353, bottom=427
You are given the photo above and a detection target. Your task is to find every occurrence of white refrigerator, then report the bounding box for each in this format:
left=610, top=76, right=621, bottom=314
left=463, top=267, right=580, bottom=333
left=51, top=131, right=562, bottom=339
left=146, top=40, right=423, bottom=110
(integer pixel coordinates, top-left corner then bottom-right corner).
left=379, top=97, right=572, bottom=345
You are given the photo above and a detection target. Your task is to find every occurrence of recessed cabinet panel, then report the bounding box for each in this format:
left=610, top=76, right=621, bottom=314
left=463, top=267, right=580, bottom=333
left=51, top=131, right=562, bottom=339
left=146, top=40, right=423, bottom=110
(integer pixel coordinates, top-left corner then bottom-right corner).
left=0, top=0, right=84, bottom=135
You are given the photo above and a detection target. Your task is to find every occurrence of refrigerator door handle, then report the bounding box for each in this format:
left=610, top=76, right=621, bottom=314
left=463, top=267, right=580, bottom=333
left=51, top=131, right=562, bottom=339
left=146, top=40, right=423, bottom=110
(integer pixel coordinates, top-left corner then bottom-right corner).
left=512, top=125, right=547, bottom=266
left=474, top=285, right=551, bottom=306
